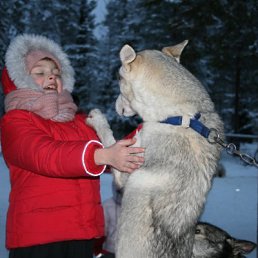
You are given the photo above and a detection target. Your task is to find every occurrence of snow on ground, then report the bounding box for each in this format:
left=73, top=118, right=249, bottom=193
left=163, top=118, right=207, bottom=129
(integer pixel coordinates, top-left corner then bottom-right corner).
left=0, top=144, right=257, bottom=257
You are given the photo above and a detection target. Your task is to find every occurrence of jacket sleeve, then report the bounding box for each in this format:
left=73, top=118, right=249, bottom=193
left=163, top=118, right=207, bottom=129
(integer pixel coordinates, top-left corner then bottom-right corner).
left=1, top=111, right=106, bottom=178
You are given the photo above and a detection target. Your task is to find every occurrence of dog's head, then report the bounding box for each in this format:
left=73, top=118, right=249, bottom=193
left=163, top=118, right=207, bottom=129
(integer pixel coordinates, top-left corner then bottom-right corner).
left=193, top=222, right=256, bottom=258
left=116, top=41, right=215, bottom=122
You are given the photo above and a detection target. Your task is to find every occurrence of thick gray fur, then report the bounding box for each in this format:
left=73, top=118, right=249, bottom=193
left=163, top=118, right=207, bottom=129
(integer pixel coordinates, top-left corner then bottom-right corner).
left=87, top=41, right=224, bottom=258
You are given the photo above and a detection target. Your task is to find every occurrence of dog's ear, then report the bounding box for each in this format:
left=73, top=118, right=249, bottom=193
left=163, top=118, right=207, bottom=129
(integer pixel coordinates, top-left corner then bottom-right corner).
left=227, top=238, right=257, bottom=256
left=120, top=45, right=137, bottom=71
left=162, top=40, right=188, bottom=63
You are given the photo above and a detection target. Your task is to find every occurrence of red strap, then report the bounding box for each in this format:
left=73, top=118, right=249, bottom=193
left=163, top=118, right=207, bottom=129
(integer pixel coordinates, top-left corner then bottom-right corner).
left=124, top=124, right=143, bottom=139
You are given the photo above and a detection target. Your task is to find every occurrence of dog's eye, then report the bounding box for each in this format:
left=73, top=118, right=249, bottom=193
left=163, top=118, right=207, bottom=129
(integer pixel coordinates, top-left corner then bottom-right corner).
left=195, top=229, right=201, bottom=234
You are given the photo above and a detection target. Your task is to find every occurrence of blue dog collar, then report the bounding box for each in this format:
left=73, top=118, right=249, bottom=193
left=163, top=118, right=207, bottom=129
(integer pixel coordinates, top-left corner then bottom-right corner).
left=160, top=113, right=210, bottom=138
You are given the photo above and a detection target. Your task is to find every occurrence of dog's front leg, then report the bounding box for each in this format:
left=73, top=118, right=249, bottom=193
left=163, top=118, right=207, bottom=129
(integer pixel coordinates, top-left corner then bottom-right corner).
left=87, top=108, right=116, bottom=147
left=86, top=109, right=125, bottom=188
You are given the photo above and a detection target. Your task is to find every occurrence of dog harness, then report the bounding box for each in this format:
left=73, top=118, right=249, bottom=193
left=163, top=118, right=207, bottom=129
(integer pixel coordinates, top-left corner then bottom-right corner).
left=160, top=113, right=210, bottom=138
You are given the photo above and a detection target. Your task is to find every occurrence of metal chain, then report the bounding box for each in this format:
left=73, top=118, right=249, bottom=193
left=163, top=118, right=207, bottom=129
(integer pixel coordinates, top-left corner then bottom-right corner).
left=207, top=128, right=258, bottom=169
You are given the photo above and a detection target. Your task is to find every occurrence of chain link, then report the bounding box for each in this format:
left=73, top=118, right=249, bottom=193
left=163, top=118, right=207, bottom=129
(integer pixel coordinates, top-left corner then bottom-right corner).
left=207, top=128, right=258, bottom=169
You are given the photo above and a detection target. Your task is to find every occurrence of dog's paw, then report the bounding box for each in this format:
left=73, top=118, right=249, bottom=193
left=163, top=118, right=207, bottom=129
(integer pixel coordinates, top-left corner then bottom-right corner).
left=87, top=109, right=116, bottom=147
left=86, top=109, right=110, bottom=130
left=88, top=108, right=103, bottom=120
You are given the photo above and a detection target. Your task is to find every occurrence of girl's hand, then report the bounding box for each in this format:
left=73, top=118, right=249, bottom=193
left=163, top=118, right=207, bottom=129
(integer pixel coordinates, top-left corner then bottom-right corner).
left=94, top=138, right=145, bottom=173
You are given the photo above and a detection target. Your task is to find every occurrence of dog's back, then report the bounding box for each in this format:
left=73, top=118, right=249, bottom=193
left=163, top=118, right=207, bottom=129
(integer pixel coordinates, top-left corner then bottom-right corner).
left=193, top=222, right=256, bottom=258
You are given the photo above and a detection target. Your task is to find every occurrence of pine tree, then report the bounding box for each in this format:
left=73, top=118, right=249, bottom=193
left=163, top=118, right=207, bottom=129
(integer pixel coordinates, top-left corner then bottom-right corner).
left=55, top=0, right=81, bottom=46
left=99, top=0, right=134, bottom=138
left=0, top=0, right=24, bottom=115
left=167, top=0, right=258, bottom=134
left=124, top=0, right=175, bottom=50
left=66, top=0, right=98, bottom=111
left=0, top=1, right=12, bottom=68
left=1, top=0, right=257, bottom=137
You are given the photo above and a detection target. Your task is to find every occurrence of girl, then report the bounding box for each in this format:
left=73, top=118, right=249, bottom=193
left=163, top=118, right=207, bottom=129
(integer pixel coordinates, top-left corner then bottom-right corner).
left=1, top=34, right=144, bottom=258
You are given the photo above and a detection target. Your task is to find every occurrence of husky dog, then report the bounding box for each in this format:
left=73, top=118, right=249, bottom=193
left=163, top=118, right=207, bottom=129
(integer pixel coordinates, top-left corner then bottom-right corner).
left=193, top=222, right=256, bottom=258
left=87, top=41, right=224, bottom=258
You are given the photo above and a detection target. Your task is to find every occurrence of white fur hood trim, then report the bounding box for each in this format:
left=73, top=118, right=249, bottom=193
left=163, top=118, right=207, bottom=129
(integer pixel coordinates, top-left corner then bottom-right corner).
left=5, top=34, right=75, bottom=92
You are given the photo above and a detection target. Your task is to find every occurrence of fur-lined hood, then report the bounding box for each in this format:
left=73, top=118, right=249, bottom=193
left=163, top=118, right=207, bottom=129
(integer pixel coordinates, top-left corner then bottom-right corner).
left=4, top=34, right=75, bottom=93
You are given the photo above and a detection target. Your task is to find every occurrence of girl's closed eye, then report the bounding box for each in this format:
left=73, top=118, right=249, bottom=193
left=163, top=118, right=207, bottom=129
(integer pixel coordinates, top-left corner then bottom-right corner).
left=31, top=67, right=45, bottom=76
left=34, top=72, right=44, bottom=76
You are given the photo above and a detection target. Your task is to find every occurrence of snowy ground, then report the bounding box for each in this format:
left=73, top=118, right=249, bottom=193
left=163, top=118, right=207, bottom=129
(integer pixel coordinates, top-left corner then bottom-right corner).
left=0, top=145, right=257, bottom=258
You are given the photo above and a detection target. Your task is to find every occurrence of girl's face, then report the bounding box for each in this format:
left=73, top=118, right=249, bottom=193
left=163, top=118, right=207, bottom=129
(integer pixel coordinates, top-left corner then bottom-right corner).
left=30, top=59, right=63, bottom=93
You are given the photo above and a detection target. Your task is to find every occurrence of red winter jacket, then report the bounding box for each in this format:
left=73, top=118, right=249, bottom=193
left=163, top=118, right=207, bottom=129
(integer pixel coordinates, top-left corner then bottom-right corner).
left=1, top=110, right=106, bottom=248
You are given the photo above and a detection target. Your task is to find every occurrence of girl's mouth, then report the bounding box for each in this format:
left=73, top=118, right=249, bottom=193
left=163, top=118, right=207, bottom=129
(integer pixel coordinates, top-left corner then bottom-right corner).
left=43, top=85, right=57, bottom=91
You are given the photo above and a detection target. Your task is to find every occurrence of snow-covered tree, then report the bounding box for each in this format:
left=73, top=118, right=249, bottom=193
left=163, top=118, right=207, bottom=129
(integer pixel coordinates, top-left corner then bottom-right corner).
left=0, top=0, right=257, bottom=138
left=66, top=0, right=98, bottom=111
left=163, top=0, right=258, bottom=134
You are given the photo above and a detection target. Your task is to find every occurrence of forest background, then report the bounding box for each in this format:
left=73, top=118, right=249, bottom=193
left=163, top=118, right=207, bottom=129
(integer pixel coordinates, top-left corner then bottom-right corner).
left=0, top=0, right=257, bottom=139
